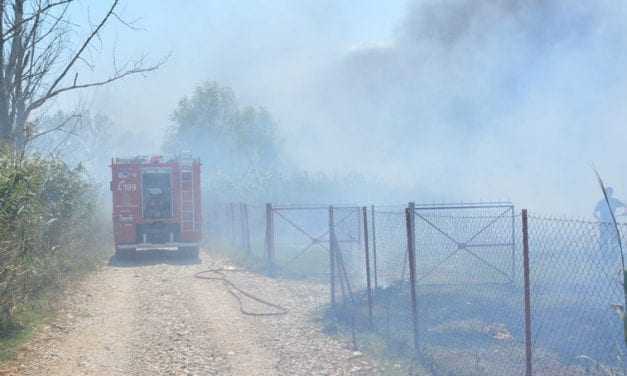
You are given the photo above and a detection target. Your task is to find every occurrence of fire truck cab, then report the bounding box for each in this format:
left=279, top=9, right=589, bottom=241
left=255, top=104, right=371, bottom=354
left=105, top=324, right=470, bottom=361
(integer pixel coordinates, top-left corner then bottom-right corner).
left=110, top=155, right=202, bottom=259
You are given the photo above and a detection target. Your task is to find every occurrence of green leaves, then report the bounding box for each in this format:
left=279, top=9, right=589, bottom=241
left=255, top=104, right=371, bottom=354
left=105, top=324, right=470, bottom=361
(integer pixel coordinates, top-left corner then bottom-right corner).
left=164, top=81, right=282, bottom=202
left=0, top=150, right=108, bottom=329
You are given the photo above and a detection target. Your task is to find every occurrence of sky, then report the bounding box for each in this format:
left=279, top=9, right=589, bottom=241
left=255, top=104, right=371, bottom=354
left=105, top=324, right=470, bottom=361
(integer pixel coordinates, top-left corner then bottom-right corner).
left=68, top=0, right=409, bottom=143
left=57, top=1, right=627, bottom=217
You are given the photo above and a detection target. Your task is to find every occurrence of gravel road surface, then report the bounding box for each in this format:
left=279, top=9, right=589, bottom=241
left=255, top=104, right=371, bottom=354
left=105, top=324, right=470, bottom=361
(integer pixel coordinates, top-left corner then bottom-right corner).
left=0, top=251, right=381, bottom=375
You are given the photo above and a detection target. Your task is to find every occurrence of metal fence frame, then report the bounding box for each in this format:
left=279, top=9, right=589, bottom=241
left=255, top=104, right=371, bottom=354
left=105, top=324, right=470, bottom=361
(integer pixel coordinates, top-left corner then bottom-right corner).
left=264, top=204, right=362, bottom=278
left=411, top=201, right=517, bottom=285
left=206, top=201, right=626, bottom=375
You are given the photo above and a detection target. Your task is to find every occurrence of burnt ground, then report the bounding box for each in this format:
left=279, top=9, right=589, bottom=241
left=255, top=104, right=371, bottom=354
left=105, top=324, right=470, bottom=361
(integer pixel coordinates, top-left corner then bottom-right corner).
left=327, top=281, right=626, bottom=376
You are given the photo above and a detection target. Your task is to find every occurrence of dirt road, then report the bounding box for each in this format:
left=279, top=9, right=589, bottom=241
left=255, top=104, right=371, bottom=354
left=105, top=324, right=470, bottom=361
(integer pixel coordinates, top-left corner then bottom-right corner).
left=0, top=251, right=380, bottom=375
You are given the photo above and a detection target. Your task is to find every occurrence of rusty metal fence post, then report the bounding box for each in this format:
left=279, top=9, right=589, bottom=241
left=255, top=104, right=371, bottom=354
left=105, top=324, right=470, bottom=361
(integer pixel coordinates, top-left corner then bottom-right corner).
left=371, top=204, right=378, bottom=290
left=329, top=205, right=358, bottom=350
left=329, top=206, right=337, bottom=308
left=363, top=206, right=373, bottom=328
left=522, top=209, right=533, bottom=376
left=405, top=207, right=420, bottom=356
left=401, top=202, right=416, bottom=282
left=265, top=203, right=275, bottom=275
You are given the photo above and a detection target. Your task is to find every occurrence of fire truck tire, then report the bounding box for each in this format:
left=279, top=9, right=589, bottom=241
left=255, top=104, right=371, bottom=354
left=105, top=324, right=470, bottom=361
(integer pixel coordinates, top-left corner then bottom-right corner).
left=180, top=246, right=199, bottom=259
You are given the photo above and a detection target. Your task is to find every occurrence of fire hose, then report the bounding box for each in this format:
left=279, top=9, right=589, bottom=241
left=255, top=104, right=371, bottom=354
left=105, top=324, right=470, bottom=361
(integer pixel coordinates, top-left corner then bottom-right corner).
left=194, top=268, right=288, bottom=317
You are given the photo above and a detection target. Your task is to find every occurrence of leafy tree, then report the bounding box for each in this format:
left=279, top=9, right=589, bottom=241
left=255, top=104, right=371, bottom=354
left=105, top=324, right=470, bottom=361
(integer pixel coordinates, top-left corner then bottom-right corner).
left=164, top=81, right=282, bottom=202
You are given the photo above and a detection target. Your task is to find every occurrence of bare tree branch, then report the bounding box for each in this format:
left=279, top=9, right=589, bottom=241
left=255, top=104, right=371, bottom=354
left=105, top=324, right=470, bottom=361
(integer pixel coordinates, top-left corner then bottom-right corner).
left=112, top=11, right=145, bottom=31
left=40, top=0, right=120, bottom=105
left=0, top=0, right=163, bottom=149
left=27, top=112, right=80, bottom=141
left=28, top=57, right=164, bottom=112
left=1, top=0, right=72, bottom=42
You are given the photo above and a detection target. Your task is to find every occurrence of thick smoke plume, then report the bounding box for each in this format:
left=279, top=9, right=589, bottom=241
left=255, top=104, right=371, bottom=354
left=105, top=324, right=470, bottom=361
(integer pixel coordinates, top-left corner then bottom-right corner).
left=57, top=1, right=627, bottom=216
left=278, top=0, right=627, bottom=215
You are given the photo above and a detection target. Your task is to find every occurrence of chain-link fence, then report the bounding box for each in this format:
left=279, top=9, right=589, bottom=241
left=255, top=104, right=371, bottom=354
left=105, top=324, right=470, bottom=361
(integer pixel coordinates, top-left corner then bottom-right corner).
left=412, top=203, right=516, bottom=285
left=330, top=203, right=525, bottom=374
left=528, top=216, right=627, bottom=375
left=205, top=202, right=266, bottom=264
left=269, top=205, right=332, bottom=278
left=205, top=200, right=627, bottom=375
left=410, top=203, right=525, bottom=375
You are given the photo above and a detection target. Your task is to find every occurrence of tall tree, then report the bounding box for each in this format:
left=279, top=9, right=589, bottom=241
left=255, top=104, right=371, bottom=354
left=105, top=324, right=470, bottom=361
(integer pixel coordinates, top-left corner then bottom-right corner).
left=0, top=0, right=161, bottom=150
left=164, top=81, right=282, bottom=201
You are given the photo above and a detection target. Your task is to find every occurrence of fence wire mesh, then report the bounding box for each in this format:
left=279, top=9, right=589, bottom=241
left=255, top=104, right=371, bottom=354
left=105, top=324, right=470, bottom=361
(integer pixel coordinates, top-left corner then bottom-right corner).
left=339, top=204, right=526, bottom=374
left=205, top=202, right=265, bottom=262
left=371, top=206, right=407, bottom=288
left=528, top=216, right=627, bottom=375
left=245, top=204, right=266, bottom=261
left=409, top=204, right=525, bottom=375
left=413, top=203, right=516, bottom=285
left=271, top=205, right=332, bottom=279
left=205, top=200, right=627, bottom=375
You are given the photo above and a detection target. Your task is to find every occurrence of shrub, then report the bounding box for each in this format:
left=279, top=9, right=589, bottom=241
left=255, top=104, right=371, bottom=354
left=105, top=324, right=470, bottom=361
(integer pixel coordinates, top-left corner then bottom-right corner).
left=0, top=151, right=109, bottom=333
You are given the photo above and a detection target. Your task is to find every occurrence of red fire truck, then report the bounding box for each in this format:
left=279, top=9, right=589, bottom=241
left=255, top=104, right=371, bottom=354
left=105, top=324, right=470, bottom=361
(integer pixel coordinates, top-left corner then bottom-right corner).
left=110, top=155, right=202, bottom=258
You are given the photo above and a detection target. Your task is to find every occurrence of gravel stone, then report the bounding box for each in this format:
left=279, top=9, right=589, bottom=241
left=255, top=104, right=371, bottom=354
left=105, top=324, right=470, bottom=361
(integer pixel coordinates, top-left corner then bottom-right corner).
left=0, top=251, right=381, bottom=375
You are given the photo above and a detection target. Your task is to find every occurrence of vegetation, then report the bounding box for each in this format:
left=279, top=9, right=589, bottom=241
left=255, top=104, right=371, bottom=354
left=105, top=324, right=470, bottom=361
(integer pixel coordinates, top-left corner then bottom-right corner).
left=165, top=81, right=396, bottom=204
left=0, top=150, right=110, bottom=342
left=0, top=0, right=162, bottom=359
left=0, top=0, right=160, bottom=151
left=164, top=81, right=283, bottom=202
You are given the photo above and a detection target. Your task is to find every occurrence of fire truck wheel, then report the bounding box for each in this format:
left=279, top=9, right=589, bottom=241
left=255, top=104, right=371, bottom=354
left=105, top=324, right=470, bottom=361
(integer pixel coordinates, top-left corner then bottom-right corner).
left=180, top=246, right=199, bottom=259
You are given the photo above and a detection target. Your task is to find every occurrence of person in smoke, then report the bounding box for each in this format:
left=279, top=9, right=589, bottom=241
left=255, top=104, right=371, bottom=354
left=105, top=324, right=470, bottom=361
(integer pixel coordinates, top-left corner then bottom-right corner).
left=593, top=187, right=626, bottom=260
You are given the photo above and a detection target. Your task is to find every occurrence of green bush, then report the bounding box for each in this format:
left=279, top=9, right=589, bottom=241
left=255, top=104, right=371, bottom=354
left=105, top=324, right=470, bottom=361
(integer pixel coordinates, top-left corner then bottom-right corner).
left=0, top=151, right=110, bottom=334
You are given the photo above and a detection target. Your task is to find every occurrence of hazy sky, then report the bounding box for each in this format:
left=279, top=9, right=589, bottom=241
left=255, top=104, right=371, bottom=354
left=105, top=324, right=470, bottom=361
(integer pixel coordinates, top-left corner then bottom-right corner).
left=59, top=1, right=627, bottom=216
left=68, top=0, right=409, bottom=144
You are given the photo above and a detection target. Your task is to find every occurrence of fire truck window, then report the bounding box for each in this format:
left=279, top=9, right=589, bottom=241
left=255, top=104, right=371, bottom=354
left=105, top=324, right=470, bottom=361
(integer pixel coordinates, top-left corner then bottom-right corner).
left=142, top=172, right=172, bottom=219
